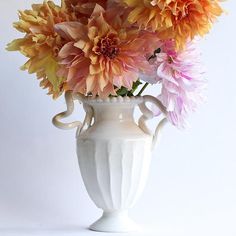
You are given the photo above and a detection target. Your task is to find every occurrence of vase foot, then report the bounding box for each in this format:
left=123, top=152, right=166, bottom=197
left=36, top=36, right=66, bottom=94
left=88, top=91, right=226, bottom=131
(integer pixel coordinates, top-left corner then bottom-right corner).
left=89, top=211, right=140, bottom=233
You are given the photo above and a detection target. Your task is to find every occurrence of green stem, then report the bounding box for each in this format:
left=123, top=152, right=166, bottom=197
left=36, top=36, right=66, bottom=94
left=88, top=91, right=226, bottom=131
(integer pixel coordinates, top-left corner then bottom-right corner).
left=137, top=82, right=149, bottom=96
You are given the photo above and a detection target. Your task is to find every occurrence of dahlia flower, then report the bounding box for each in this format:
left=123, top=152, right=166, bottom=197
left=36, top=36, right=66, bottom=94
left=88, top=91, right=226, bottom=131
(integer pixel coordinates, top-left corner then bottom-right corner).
left=123, top=0, right=223, bottom=49
left=6, top=1, right=75, bottom=98
left=62, top=0, right=107, bottom=20
left=141, top=40, right=205, bottom=127
left=55, top=5, right=159, bottom=97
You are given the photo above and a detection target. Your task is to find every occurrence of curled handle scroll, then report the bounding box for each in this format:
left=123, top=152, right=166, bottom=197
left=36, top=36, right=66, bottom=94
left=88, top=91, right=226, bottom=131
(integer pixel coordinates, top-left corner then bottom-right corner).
left=52, top=91, right=93, bottom=136
left=138, top=95, right=168, bottom=149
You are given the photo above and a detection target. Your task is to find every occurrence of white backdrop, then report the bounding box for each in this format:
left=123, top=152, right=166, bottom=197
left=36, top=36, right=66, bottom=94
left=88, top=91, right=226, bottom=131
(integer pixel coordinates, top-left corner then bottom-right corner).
left=0, top=1, right=236, bottom=236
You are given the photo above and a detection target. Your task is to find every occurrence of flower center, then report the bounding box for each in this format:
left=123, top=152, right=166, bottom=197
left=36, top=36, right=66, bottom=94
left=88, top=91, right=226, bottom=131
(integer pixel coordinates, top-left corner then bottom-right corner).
left=95, top=34, right=120, bottom=59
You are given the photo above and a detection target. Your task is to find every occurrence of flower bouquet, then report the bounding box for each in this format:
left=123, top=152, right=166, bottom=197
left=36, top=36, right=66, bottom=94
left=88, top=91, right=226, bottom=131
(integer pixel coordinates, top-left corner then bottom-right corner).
left=7, top=0, right=223, bottom=232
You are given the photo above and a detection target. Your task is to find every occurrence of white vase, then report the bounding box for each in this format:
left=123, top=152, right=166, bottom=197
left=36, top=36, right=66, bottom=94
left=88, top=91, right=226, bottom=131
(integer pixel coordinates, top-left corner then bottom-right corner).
left=52, top=92, right=168, bottom=233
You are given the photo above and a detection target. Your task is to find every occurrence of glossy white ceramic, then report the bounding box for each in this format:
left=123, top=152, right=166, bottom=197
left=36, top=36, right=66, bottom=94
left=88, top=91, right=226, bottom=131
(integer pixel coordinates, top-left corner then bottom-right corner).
left=53, top=92, right=167, bottom=232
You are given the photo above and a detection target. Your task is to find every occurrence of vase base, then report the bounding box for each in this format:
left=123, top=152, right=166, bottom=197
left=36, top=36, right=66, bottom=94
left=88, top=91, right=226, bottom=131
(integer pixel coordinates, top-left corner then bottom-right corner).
left=89, top=211, right=140, bottom=233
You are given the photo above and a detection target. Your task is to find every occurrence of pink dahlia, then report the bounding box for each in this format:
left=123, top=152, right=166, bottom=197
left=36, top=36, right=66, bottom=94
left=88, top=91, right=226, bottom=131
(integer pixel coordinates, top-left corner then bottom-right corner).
left=141, top=40, right=205, bottom=127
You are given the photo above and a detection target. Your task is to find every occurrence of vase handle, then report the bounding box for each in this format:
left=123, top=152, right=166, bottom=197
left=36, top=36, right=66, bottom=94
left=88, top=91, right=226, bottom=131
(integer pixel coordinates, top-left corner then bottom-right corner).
left=52, top=91, right=93, bottom=136
left=138, top=95, right=168, bottom=149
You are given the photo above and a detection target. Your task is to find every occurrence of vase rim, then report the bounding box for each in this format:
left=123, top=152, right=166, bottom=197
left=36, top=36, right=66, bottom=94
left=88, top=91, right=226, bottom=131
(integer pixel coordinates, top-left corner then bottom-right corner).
left=81, top=96, right=143, bottom=105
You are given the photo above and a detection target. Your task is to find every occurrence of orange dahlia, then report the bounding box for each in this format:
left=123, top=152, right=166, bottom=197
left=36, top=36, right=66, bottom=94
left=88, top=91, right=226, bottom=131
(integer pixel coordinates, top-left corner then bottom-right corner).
left=6, top=1, right=76, bottom=98
left=123, top=0, right=223, bottom=49
left=55, top=5, right=159, bottom=97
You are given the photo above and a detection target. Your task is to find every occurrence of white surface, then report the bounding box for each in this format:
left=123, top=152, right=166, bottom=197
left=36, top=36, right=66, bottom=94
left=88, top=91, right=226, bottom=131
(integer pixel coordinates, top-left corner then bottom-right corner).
left=0, top=1, right=236, bottom=236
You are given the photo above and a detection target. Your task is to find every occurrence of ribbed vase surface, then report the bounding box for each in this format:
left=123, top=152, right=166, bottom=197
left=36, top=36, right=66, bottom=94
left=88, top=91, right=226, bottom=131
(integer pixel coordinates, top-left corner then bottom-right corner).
left=77, top=98, right=152, bottom=232
left=52, top=93, right=168, bottom=233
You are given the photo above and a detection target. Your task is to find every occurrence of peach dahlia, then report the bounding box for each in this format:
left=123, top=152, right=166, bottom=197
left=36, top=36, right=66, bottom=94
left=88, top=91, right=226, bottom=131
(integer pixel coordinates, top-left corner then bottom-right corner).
left=55, top=5, right=159, bottom=97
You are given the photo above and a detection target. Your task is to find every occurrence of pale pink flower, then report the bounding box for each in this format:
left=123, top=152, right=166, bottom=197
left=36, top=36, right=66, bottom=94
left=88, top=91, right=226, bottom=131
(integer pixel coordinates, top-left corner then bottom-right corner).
left=141, top=40, right=205, bottom=127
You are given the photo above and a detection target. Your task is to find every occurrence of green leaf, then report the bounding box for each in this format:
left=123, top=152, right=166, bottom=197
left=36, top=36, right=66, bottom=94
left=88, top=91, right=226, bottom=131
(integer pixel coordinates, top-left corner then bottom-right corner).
left=117, top=86, right=129, bottom=96
left=116, top=80, right=143, bottom=97
left=132, top=80, right=142, bottom=91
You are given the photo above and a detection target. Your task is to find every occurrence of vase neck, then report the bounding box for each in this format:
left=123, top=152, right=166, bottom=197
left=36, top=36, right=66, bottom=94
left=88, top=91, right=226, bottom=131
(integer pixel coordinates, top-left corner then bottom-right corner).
left=91, top=103, right=135, bottom=123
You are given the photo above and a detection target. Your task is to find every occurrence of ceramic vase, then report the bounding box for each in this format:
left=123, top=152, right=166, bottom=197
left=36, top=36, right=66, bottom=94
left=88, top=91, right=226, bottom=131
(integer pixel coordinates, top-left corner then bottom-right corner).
left=52, top=91, right=167, bottom=233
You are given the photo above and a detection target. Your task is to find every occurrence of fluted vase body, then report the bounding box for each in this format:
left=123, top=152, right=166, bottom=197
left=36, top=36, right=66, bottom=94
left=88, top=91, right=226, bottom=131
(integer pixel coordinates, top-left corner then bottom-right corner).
left=77, top=97, right=152, bottom=232
left=52, top=94, right=167, bottom=233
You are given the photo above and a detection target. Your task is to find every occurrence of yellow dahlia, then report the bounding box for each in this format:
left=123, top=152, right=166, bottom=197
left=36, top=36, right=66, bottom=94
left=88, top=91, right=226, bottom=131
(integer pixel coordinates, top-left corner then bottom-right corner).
left=6, top=1, right=75, bottom=98
left=55, top=5, right=159, bottom=97
left=123, top=0, right=223, bottom=49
